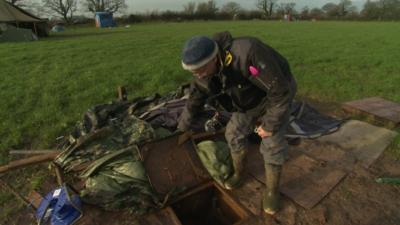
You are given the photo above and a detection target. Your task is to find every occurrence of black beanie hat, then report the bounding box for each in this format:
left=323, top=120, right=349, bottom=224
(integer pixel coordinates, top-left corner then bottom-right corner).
left=181, top=36, right=218, bottom=70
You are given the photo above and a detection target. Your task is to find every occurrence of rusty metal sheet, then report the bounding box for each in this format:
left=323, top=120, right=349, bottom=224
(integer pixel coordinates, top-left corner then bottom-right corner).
left=140, top=135, right=210, bottom=196
left=246, top=145, right=348, bottom=209
left=342, top=97, right=400, bottom=126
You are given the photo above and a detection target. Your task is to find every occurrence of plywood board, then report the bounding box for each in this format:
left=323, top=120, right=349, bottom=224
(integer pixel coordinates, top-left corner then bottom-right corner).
left=318, top=120, right=398, bottom=168
left=229, top=174, right=264, bottom=216
left=279, top=154, right=347, bottom=209
left=342, top=97, right=400, bottom=126
left=246, top=146, right=348, bottom=209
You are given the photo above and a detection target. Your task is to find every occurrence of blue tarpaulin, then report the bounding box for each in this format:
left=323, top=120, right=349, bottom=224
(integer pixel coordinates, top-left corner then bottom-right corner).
left=95, top=12, right=116, bottom=28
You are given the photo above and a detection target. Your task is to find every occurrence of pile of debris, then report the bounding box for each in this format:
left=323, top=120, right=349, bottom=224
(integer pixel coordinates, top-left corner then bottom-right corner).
left=0, top=85, right=354, bottom=224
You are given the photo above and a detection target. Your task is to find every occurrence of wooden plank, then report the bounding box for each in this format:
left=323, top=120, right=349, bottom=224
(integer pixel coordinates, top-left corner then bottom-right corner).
left=27, top=190, right=43, bottom=209
left=229, top=174, right=264, bottom=216
left=318, top=120, right=398, bottom=168
left=214, top=183, right=251, bottom=221
left=279, top=155, right=347, bottom=209
left=245, top=145, right=348, bottom=209
left=342, top=97, right=400, bottom=127
left=0, top=152, right=59, bottom=174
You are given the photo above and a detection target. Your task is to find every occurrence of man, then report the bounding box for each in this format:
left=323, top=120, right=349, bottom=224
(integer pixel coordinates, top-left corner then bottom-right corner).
left=177, top=31, right=297, bottom=215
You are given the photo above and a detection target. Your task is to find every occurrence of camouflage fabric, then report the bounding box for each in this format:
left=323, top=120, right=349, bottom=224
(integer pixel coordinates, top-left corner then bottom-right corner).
left=196, top=140, right=233, bottom=186
left=54, top=115, right=162, bottom=214
left=79, top=147, right=161, bottom=213
left=55, top=115, right=156, bottom=173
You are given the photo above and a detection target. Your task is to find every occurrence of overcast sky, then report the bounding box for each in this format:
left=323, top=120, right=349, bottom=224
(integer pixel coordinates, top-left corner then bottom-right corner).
left=126, top=0, right=366, bottom=13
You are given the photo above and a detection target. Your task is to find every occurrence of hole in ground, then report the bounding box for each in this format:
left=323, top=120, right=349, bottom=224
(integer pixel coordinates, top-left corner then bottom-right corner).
left=171, top=182, right=248, bottom=225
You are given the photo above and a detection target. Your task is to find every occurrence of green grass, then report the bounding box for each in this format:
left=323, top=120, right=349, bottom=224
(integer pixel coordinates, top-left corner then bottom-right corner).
left=0, top=21, right=400, bottom=163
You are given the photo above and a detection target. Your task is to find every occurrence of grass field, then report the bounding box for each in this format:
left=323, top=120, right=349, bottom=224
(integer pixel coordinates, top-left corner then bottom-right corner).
left=0, top=21, right=400, bottom=164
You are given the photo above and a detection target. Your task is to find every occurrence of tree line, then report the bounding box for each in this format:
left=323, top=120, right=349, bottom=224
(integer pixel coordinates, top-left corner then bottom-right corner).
left=7, top=0, right=400, bottom=24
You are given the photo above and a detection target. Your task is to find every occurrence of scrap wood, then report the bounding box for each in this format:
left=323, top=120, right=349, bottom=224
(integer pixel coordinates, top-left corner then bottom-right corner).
left=0, top=152, right=59, bottom=174
left=54, top=126, right=113, bottom=164
left=9, top=150, right=62, bottom=155
left=52, top=162, right=65, bottom=185
left=27, top=190, right=43, bottom=209
left=117, top=86, right=128, bottom=101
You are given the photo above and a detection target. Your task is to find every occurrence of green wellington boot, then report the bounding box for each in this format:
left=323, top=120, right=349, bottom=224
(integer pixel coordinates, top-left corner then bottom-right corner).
left=224, top=149, right=247, bottom=190
left=263, top=164, right=282, bottom=215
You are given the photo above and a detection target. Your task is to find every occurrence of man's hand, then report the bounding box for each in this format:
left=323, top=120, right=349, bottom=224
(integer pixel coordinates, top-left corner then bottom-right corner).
left=255, top=126, right=273, bottom=138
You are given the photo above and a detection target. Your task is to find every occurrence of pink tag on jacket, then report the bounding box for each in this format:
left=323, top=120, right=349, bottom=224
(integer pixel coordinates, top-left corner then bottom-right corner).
left=249, top=66, right=259, bottom=77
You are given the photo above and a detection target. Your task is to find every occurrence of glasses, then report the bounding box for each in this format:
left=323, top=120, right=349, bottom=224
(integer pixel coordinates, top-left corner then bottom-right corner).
left=191, top=59, right=217, bottom=79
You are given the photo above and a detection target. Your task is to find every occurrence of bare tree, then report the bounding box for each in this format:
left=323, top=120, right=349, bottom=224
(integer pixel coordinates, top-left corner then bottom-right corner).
left=256, top=0, right=277, bottom=19
left=281, top=2, right=296, bottom=14
left=196, top=0, right=218, bottom=19
left=221, top=1, right=242, bottom=16
left=322, top=2, right=340, bottom=17
left=378, top=0, right=400, bottom=20
left=183, top=2, right=196, bottom=15
left=42, top=0, right=77, bottom=23
left=310, top=7, right=324, bottom=19
left=338, top=0, right=356, bottom=17
left=361, top=0, right=381, bottom=19
left=85, top=0, right=127, bottom=14
left=300, top=6, right=310, bottom=20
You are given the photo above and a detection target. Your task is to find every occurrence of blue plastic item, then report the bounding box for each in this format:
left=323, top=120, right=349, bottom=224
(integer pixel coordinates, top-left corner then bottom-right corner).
left=95, top=12, right=116, bottom=28
left=36, top=185, right=82, bottom=225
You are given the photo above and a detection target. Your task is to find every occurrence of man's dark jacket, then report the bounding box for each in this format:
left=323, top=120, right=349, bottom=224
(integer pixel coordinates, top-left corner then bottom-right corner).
left=178, top=32, right=297, bottom=133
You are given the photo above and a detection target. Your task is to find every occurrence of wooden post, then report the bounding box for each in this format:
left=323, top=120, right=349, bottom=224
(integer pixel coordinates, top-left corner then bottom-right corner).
left=0, top=152, right=59, bottom=174
left=52, top=163, right=64, bottom=186
left=117, top=86, right=128, bottom=101
left=33, top=22, right=38, bottom=36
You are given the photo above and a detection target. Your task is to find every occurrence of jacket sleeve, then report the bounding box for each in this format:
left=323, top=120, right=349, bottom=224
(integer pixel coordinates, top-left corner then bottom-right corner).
left=177, top=80, right=208, bottom=131
left=247, top=47, right=294, bottom=133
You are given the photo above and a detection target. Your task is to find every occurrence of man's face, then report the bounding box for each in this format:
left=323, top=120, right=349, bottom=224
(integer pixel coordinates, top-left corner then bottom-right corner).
left=191, top=57, right=218, bottom=79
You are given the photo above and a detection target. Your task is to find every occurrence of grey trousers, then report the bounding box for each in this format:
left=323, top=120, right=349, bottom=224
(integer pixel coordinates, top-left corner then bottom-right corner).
left=224, top=107, right=290, bottom=166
